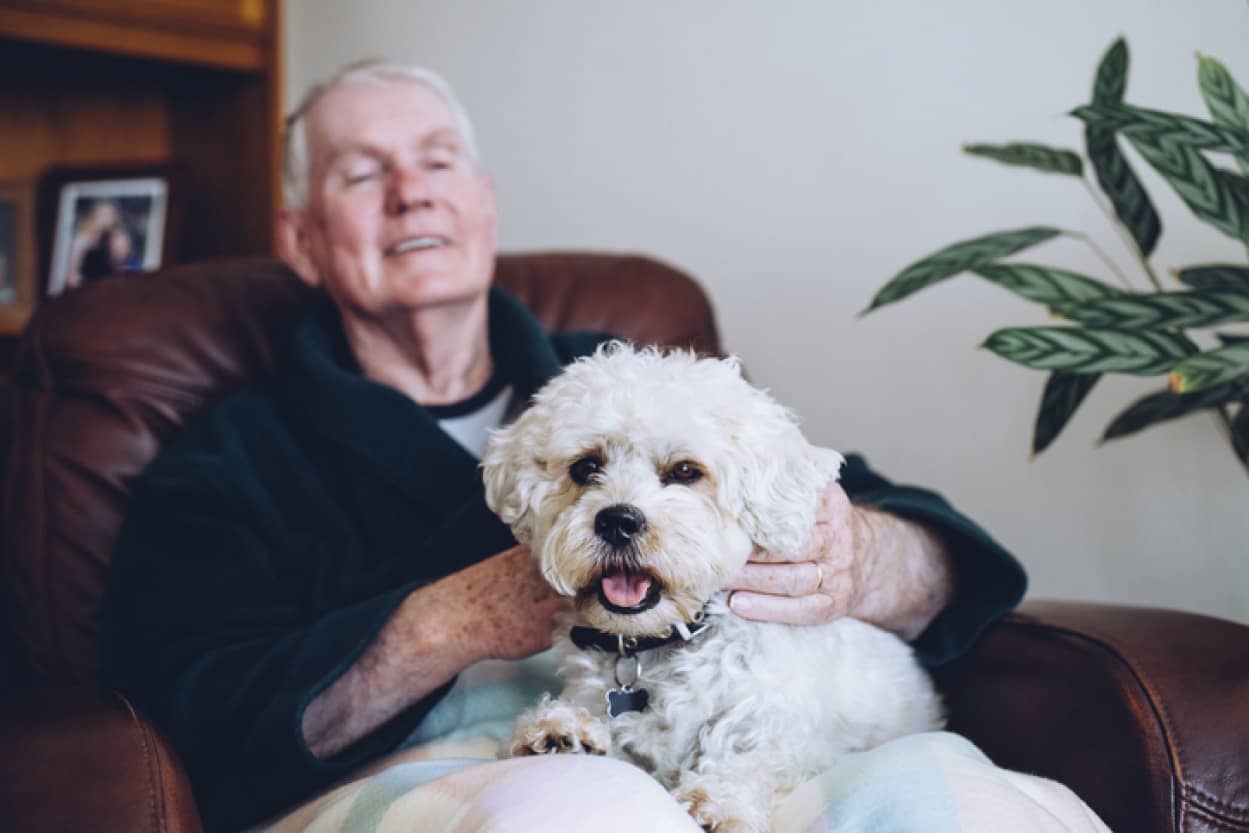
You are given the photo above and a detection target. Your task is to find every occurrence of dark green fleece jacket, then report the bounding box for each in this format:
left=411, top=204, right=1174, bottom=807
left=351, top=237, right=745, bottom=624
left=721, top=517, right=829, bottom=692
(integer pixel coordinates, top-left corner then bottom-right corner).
left=102, top=287, right=1025, bottom=833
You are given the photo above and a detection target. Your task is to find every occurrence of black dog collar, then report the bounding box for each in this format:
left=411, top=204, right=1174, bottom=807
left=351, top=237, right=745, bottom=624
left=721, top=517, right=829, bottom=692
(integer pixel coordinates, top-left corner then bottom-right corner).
left=570, top=614, right=711, bottom=657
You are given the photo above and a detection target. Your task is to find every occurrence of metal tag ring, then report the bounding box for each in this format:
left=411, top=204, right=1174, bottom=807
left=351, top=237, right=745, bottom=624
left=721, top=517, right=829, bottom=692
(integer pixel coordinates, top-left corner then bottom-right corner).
left=614, top=654, right=642, bottom=689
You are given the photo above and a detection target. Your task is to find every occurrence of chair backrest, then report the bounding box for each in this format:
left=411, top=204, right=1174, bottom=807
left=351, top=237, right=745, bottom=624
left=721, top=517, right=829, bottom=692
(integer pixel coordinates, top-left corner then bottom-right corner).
left=0, top=252, right=720, bottom=686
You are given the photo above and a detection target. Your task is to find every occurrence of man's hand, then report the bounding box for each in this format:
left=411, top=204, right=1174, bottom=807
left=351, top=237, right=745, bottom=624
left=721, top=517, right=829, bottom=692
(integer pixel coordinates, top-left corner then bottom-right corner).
left=303, top=544, right=564, bottom=759
left=727, top=482, right=955, bottom=641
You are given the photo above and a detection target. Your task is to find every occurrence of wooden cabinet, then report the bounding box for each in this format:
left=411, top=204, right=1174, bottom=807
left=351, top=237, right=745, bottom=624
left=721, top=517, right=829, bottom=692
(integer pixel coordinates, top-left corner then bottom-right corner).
left=0, top=0, right=282, bottom=335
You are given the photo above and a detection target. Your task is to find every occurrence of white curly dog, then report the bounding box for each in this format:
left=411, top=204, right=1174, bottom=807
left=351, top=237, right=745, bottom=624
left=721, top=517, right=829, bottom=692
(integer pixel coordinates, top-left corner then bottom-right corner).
left=481, top=344, right=943, bottom=833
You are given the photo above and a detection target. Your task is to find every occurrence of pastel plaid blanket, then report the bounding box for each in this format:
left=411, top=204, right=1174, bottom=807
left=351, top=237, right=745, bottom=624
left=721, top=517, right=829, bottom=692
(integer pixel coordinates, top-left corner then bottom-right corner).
left=256, top=652, right=1111, bottom=833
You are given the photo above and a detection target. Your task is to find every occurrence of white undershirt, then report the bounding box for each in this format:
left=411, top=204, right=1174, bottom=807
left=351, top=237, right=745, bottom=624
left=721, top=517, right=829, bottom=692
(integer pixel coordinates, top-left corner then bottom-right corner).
left=435, top=383, right=514, bottom=459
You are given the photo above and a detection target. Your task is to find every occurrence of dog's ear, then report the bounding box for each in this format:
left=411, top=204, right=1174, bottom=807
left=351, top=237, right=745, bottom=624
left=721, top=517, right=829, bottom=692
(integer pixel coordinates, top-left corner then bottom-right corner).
left=481, top=420, right=545, bottom=546
left=721, top=389, right=845, bottom=556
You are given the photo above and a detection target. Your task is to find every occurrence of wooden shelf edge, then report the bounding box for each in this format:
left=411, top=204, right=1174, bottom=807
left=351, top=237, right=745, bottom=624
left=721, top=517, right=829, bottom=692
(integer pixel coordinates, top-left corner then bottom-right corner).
left=0, top=7, right=267, bottom=73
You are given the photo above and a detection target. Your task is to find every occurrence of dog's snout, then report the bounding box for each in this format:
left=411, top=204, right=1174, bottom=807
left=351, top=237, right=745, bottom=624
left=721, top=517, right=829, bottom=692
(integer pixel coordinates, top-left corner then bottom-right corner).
left=594, top=504, right=646, bottom=547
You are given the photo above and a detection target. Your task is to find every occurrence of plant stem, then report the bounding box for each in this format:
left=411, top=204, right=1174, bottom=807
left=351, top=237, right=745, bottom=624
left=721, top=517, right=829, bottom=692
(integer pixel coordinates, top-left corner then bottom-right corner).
left=1141, top=254, right=1164, bottom=292
left=1081, top=178, right=1164, bottom=292
left=1069, top=230, right=1134, bottom=291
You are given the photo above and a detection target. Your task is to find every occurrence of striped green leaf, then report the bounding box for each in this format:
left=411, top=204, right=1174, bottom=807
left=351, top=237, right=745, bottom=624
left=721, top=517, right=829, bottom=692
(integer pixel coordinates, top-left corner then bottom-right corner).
left=1102, top=379, right=1249, bottom=441
left=1176, top=264, right=1249, bottom=291
left=1091, top=37, right=1128, bottom=101
left=1057, top=289, right=1249, bottom=330
left=866, top=227, right=1062, bottom=313
left=1070, top=103, right=1249, bottom=156
left=983, top=326, right=1196, bottom=375
left=1085, top=38, right=1161, bottom=257
left=972, top=263, right=1123, bottom=307
left=1221, top=168, right=1249, bottom=206
left=1125, top=133, right=1249, bottom=244
left=1233, top=401, right=1249, bottom=463
left=963, top=142, right=1084, bottom=176
left=1033, top=371, right=1101, bottom=455
left=1198, top=55, right=1249, bottom=174
left=1169, top=343, right=1249, bottom=393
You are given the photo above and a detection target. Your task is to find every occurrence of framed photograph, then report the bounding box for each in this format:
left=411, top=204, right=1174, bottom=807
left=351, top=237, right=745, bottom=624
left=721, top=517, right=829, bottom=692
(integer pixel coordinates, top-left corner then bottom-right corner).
left=38, top=164, right=180, bottom=297
left=0, top=179, right=36, bottom=334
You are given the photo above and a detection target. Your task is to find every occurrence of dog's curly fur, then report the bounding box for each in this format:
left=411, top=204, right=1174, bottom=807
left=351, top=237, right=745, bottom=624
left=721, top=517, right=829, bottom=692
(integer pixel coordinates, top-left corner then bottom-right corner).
left=482, top=344, right=943, bottom=833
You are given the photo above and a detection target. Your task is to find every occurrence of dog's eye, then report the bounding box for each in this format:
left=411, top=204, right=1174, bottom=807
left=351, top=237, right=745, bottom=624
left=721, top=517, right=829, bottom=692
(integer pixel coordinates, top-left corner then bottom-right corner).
left=663, top=461, right=704, bottom=485
left=569, top=455, right=604, bottom=485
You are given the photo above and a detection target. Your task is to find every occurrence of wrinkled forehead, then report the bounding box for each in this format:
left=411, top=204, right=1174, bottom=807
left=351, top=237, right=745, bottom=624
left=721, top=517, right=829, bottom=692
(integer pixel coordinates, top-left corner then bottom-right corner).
left=305, top=79, right=462, bottom=163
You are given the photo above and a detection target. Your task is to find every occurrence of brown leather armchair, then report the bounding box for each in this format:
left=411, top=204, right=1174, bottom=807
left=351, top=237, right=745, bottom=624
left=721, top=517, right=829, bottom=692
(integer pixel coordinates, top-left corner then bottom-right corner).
left=1, top=254, right=1246, bottom=833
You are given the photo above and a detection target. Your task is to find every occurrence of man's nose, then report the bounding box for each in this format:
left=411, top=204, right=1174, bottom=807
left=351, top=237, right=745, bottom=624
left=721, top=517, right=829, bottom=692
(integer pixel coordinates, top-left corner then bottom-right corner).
left=385, top=165, right=433, bottom=214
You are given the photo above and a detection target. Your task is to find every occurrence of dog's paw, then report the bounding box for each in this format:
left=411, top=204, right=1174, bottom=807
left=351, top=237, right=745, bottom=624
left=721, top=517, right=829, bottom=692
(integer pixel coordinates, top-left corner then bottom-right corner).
left=673, top=785, right=763, bottom=833
left=503, top=701, right=611, bottom=757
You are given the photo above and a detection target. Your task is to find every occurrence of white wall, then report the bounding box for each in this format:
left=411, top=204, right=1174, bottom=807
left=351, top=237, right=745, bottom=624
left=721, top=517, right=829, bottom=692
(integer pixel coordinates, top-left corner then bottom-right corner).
left=284, top=1, right=1249, bottom=624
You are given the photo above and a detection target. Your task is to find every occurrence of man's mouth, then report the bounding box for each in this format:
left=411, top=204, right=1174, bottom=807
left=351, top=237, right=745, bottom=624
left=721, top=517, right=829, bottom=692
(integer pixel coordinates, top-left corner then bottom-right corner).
left=597, top=568, right=661, bottom=614
left=384, top=235, right=449, bottom=256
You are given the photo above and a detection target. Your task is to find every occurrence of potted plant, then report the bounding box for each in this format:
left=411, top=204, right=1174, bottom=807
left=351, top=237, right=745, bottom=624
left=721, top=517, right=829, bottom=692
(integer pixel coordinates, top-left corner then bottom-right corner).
left=865, top=38, right=1249, bottom=478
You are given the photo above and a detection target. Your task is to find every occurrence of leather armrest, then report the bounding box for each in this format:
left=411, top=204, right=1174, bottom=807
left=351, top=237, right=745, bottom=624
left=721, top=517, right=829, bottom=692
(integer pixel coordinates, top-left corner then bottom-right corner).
left=933, top=600, right=1249, bottom=833
left=0, top=686, right=202, bottom=833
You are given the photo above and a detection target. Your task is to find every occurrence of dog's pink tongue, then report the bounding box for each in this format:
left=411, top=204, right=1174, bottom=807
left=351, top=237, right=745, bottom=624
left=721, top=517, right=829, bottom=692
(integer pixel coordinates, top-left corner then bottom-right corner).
left=601, top=570, right=653, bottom=608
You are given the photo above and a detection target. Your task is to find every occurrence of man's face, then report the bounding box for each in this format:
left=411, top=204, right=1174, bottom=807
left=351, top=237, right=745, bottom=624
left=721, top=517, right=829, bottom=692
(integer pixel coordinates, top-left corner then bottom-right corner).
left=284, top=80, right=498, bottom=318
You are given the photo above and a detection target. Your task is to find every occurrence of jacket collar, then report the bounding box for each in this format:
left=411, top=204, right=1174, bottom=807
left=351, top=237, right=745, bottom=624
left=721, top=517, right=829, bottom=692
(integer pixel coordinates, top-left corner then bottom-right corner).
left=282, top=286, right=564, bottom=512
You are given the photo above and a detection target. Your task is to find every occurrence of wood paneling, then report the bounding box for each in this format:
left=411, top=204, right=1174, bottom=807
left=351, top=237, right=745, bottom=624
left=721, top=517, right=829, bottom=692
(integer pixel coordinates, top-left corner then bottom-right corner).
left=0, top=42, right=173, bottom=181
left=166, top=66, right=275, bottom=260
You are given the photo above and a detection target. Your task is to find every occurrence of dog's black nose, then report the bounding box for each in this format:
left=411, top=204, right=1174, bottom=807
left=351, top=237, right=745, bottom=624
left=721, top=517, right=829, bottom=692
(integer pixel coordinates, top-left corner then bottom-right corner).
left=594, top=504, right=646, bottom=547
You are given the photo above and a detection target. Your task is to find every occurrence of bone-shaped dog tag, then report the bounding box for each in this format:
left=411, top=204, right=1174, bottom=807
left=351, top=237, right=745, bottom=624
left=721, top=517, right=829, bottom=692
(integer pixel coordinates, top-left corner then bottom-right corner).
left=607, top=686, right=649, bottom=717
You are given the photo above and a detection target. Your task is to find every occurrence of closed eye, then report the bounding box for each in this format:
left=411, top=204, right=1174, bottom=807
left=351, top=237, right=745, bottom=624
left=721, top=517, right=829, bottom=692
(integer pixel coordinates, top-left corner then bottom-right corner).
left=423, top=144, right=460, bottom=171
left=345, top=168, right=381, bottom=185
left=337, top=152, right=384, bottom=186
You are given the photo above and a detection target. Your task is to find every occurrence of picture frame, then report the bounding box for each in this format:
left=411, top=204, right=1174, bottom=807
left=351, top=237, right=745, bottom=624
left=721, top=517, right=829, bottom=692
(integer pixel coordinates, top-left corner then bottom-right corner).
left=0, top=179, right=37, bottom=336
left=37, top=163, right=181, bottom=298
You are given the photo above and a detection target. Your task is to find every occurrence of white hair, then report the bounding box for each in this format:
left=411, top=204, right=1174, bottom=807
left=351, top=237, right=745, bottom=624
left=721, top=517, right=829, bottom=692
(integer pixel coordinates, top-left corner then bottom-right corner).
left=281, top=61, right=482, bottom=209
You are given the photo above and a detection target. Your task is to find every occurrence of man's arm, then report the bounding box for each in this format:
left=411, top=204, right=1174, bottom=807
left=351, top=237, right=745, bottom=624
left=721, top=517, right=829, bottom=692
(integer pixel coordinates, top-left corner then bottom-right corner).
left=302, top=544, right=561, bottom=758
left=103, top=472, right=544, bottom=831
left=848, top=507, right=955, bottom=640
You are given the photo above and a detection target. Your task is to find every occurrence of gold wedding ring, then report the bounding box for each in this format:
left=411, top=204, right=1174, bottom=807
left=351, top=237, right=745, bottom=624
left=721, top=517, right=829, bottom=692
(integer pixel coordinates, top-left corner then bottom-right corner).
left=814, top=563, right=825, bottom=593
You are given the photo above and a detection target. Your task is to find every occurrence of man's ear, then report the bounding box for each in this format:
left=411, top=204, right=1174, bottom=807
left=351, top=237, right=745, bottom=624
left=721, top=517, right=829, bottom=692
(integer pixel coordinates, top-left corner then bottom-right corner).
left=276, top=208, right=321, bottom=288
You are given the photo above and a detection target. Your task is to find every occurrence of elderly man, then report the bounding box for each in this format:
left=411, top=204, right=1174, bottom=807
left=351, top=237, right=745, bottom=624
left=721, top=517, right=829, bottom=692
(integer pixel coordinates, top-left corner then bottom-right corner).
left=102, top=62, right=1108, bottom=833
